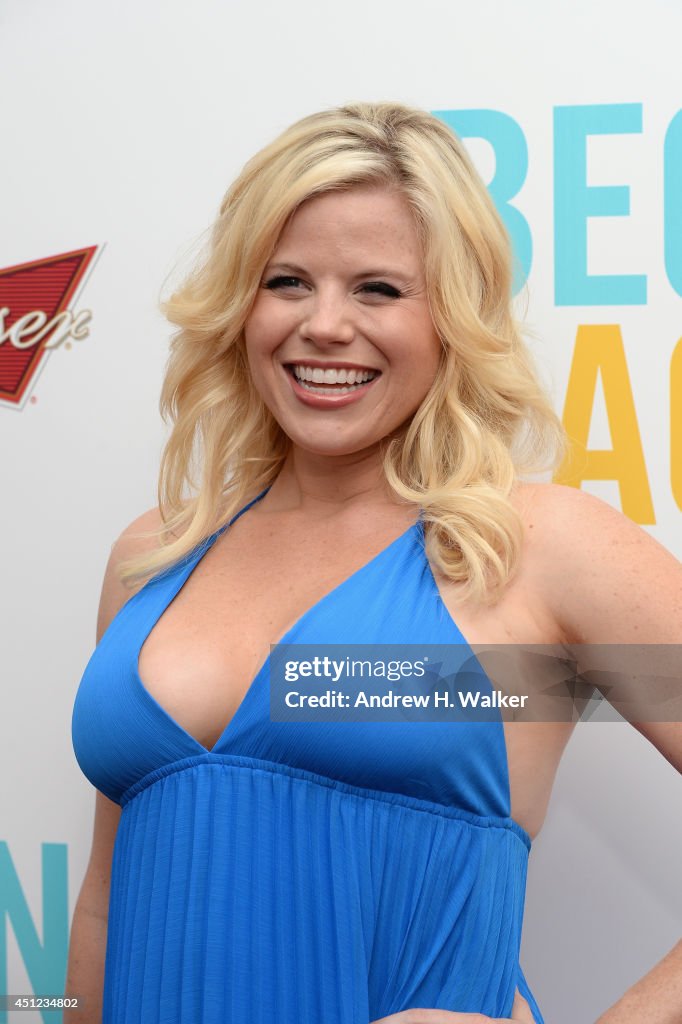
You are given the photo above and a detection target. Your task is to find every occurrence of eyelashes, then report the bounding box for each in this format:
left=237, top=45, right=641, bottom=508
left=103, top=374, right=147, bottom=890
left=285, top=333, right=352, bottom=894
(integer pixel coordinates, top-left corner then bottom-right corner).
left=263, top=275, right=402, bottom=299
left=263, top=276, right=303, bottom=290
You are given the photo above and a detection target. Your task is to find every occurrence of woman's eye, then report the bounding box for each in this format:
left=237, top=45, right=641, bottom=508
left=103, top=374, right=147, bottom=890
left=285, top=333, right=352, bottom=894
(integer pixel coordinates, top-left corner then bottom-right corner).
left=262, top=276, right=401, bottom=298
left=264, top=275, right=304, bottom=290
left=360, top=282, right=402, bottom=298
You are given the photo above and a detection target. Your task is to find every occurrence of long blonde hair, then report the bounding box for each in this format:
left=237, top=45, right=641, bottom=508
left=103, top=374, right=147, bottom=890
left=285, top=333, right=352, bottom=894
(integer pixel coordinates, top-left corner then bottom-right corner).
left=119, top=101, right=568, bottom=607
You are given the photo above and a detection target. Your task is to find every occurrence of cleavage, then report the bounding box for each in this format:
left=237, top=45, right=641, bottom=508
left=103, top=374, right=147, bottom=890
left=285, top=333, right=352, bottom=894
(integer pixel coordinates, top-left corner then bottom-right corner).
left=136, top=508, right=419, bottom=751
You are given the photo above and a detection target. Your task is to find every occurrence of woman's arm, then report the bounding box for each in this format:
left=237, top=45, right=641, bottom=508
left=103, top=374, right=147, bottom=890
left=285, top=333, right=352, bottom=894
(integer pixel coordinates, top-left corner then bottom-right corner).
left=63, top=792, right=121, bottom=1023
left=594, top=939, right=682, bottom=1024
left=530, top=483, right=682, bottom=1023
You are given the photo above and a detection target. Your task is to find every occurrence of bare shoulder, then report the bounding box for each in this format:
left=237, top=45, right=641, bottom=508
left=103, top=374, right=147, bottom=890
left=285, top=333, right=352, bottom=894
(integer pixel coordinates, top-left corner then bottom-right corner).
left=509, top=478, right=620, bottom=525
left=506, top=480, right=591, bottom=568
left=95, top=505, right=166, bottom=645
left=509, top=481, right=682, bottom=644
left=509, top=479, right=667, bottom=555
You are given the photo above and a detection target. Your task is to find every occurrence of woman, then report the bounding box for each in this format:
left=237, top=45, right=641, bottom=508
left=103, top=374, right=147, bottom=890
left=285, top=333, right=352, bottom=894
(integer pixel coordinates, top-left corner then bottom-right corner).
left=67, top=102, right=682, bottom=1023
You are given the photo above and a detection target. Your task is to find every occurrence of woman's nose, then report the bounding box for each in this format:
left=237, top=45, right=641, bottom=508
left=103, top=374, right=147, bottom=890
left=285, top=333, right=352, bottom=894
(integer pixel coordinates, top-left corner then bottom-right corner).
left=299, top=290, right=355, bottom=343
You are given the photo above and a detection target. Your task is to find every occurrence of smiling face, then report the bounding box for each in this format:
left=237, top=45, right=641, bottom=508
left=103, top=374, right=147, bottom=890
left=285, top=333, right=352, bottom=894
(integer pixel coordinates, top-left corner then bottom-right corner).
left=243, top=184, right=443, bottom=459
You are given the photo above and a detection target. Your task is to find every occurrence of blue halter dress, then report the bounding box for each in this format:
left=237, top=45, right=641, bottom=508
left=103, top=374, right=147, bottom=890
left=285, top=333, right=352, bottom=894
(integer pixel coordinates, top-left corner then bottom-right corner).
left=71, top=485, right=545, bottom=1024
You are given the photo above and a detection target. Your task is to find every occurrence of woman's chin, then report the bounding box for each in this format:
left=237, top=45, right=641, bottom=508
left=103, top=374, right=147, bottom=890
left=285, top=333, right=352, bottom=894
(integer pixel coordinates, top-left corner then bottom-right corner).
left=276, top=425, right=385, bottom=460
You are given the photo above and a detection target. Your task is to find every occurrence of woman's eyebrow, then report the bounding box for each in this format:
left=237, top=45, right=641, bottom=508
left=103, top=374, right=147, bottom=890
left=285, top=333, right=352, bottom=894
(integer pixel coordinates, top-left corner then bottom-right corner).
left=264, top=261, right=308, bottom=275
left=264, top=261, right=412, bottom=281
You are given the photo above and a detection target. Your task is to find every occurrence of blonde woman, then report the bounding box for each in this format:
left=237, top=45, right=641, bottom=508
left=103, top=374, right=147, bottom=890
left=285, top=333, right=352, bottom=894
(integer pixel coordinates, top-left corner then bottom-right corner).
left=67, top=102, right=682, bottom=1023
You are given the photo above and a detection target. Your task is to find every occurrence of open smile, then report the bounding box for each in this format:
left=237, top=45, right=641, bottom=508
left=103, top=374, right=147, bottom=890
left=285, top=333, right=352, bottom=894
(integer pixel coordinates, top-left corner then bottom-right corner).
left=285, top=363, right=380, bottom=387
left=281, top=363, right=382, bottom=406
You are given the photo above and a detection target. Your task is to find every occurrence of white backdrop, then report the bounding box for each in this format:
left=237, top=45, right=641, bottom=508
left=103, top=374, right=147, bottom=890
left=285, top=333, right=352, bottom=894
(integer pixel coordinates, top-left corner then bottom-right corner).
left=1, top=1, right=681, bottom=1021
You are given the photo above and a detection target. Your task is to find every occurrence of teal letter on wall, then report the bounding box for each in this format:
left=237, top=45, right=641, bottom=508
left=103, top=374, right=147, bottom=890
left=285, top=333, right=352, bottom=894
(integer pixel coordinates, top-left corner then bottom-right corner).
left=0, top=842, right=69, bottom=1023
left=664, top=109, right=682, bottom=297
left=432, top=109, right=530, bottom=295
left=554, top=103, right=646, bottom=305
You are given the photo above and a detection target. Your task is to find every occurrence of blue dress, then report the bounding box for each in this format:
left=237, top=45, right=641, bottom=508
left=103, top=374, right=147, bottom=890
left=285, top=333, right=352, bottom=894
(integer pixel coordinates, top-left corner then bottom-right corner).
left=71, top=485, right=545, bottom=1024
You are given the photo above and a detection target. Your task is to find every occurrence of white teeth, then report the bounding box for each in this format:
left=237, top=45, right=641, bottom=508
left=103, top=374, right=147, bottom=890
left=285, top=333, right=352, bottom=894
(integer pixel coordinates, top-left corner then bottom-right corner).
left=292, top=364, right=378, bottom=385
left=297, top=380, right=372, bottom=395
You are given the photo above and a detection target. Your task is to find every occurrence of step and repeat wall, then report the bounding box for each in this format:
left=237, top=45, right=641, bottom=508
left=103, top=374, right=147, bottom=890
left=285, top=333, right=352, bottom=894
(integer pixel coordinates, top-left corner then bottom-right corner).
left=2, top=1, right=680, bottom=1022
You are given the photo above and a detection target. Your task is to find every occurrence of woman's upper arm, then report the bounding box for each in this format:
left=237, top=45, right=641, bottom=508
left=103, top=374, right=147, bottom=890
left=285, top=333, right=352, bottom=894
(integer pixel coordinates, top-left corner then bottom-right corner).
left=529, top=482, right=682, bottom=771
left=77, top=790, right=122, bottom=918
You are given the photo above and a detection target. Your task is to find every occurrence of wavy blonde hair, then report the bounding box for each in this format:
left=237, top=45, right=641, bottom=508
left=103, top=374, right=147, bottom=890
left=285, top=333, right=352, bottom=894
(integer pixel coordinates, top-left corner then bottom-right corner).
left=119, top=100, right=568, bottom=607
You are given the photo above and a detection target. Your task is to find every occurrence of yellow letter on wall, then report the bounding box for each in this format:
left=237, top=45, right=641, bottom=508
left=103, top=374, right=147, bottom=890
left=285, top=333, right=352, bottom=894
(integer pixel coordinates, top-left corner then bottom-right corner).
left=555, top=324, right=655, bottom=523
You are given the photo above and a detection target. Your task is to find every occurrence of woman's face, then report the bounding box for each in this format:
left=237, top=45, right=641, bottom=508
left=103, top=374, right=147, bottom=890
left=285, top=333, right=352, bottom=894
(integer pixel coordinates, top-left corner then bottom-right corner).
left=243, top=184, right=442, bottom=457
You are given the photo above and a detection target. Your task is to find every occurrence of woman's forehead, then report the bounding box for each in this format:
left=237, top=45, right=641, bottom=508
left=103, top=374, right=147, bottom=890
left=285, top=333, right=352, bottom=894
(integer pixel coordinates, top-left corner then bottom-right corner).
left=272, top=187, right=420, bottom=259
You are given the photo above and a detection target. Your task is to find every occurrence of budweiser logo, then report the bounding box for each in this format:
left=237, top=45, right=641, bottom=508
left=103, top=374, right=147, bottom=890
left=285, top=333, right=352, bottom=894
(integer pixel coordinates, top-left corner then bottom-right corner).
left=0, top=246, right=99, bottom=409
left=0, top=305, right=91, bottom=351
